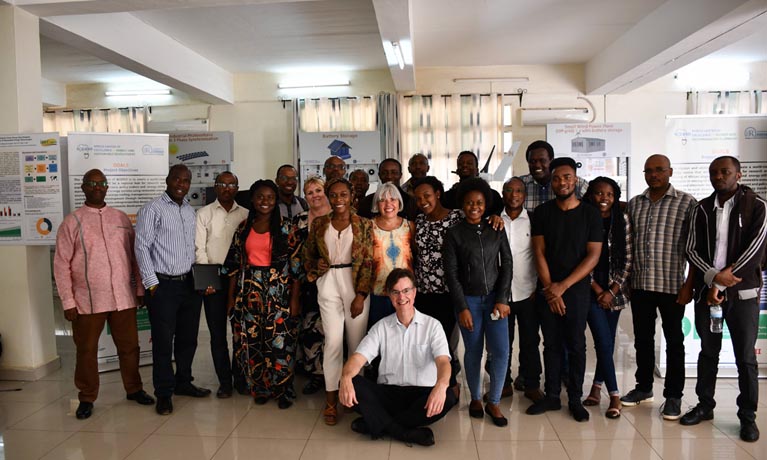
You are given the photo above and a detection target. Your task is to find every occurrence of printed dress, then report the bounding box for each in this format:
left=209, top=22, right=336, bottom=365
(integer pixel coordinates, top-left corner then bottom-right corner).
left=292, top=211, right=324, bottom=376
left=224, top=217, right=302, bottom=400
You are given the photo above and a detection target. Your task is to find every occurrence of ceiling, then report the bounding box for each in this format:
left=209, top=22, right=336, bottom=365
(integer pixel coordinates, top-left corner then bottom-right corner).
left=31, top=0, right=767, bottom=96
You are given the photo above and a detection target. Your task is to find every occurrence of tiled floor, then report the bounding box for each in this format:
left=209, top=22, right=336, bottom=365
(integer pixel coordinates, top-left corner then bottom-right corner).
left=1, top=311, right=765, bottom=460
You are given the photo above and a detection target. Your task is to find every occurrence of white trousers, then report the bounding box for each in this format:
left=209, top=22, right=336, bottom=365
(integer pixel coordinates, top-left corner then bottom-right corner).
left=317, top=267, right=370, bottom=391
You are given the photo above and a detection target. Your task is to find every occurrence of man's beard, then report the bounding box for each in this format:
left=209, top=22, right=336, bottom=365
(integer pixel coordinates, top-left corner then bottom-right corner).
left=555, top=190, right=574, bottom=201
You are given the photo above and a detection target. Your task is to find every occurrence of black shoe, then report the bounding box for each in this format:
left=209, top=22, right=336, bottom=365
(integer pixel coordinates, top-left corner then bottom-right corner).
left=484, top=404, right=508, bottom=427
left=278, top=396, right=293, bottom=409
left=661, top=398, right=682, bottom=421
left=302, top=375, right=323, bottom=395
left=75, top=402, right=93, bottom=420
left=126, top=390, right=155, bottom=405
left=401, top=427, right=435, bottom=447
left=156, top=396, right=173, bottom=415
left=620, top=388, right=654, bottom=407
left=679, top=405, right=714, bottom=426
left=254, top=396, right=268, bottom=405
left=216, top=385, right=233, bottom=399
left=740, top=421, right=760, bottom=442
left=351, top=417, right=371, bottom=435
left=569, top=402, right=590, bottom=422
left=513, top=378, right=526, bottom=392
left=526, top=397, right=561, bottom=415
left=234, top=380, right=249, bottom=396
left=174, top=384, right=212, bottom=398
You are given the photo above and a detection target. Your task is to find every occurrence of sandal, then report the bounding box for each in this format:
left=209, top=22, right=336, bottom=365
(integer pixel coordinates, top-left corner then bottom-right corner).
left=323, top=402, right=338, bottom=426
left=583, top=384, right=601, bottom=407
left=606, top=395, right=622, bottom=419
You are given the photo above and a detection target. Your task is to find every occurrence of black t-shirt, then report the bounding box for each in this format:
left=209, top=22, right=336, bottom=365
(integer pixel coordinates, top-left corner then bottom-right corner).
left=531, top=199, right=602, bottom=285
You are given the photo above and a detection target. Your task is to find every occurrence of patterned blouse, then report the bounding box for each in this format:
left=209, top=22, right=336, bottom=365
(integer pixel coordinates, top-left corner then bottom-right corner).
left=414, top=209, right=463, bottom=294
left=371, top=218, right=414, bottom=295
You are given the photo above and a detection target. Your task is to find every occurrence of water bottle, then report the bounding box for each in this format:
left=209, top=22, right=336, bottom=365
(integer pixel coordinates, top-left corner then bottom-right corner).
left=709, top=304, right=723, bottom=334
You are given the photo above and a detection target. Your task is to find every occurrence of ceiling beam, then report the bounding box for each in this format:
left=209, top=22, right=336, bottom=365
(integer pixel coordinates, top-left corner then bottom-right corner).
left=372, top=0, right=415, bottom=91
left=15, top=0, right=320, bottom=17
left=40, top=12, right=234, bottom=104
left=586, top=0, right=767, bottom=95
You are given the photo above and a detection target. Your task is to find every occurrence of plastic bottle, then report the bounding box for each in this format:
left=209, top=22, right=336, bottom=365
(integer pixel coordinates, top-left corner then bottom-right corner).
left=710, top=304, right=723, bottom=334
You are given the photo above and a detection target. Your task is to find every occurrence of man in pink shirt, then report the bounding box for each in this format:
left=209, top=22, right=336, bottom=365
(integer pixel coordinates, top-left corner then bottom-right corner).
left=54, top=169, right=154, bottom=420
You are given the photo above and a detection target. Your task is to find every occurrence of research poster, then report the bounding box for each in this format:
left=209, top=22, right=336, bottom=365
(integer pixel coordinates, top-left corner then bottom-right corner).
left=0, top=133, right=63, bottom=245
left=67, top=132, right=169, bottom=370
left=663, top=115, right=767, bottom=377
left=167, top=131, right=233, bottom=207
left=297, top=130, right=382, bottom=190
left=67, top=132, right=169, bottom=223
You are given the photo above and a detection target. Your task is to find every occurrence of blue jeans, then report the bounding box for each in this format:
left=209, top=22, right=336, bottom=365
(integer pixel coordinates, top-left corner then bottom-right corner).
left=460, top=294, right=509, bottom=405
left=586, top=302, right=621, bottom=394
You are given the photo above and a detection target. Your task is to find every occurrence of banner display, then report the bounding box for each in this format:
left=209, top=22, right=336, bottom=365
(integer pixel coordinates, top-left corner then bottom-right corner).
left=663, top=115, right=767, bottom=378
left=67, top=132, right=169, bottom=371
left=67, top=132, right=169, bottom=223
left=297, top=131, right=382, bottom=189
left=167, top=131, right=233, bottom=207
left=0, top=133, right=63, bottom=245
left=547, top=123, right=631, bottom=160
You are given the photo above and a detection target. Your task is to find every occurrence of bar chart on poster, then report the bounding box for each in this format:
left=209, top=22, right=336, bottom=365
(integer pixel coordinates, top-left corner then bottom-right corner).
left=0, top=133, right=63, bottom=245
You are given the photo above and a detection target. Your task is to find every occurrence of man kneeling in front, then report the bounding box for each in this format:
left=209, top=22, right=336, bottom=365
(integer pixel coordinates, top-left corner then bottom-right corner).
left=339, top=268, right=457, bottom=446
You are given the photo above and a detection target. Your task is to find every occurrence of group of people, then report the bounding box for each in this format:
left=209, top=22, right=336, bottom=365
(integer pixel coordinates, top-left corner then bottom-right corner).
left=53, top=139, right=766, bottom=447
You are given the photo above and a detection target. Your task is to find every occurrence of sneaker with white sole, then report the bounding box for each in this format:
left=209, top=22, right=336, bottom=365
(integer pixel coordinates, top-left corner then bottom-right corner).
left=661, top=398, right=682, bottom=420
left=620, top=388, right=654, bottom=407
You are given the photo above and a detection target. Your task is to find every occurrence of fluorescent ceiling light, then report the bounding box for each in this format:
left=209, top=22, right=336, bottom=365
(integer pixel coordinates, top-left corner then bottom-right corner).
left=105, top=89, right=171, bottom=96
left=453, top=77, right=529, bottom=83
left=674, top=63, right=750, bottom=89
left=277, top=80, right=351, bottom=89
left=391, top=41, right=405, bottom=70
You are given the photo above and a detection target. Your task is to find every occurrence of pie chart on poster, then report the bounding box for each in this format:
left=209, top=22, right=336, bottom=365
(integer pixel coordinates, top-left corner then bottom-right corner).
left=36, top=217, right=53, bottom=235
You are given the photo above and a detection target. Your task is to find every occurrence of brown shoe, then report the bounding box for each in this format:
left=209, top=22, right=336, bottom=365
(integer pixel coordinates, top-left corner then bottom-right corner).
left=524, top=388, right=545, bottom=402
left=323, top=402, right=338, bottom=426
left=583, top=384, right=601, bottom=407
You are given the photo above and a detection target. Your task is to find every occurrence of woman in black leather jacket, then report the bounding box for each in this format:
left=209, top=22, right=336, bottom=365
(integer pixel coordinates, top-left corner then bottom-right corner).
left=443, top=177, right=512, bottom=427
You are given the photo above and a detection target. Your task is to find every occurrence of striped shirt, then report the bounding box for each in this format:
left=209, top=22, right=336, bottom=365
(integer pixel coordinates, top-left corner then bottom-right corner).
left=135, top=192, right=197, bottom=288
left=278, top=195, right=308, bottom=220
left=520, top=174, right=589, bottom=212
left=628, top=184, right=697, bottom=294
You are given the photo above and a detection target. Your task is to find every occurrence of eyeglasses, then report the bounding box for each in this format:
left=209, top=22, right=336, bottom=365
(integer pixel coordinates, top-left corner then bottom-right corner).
left=324, top=164, right=347, bottom=170
left=83, top=180, right=108, bottom=187
left=215, top=183, right=239, bottom=189
left=642, top=167, right=670, bottom=174
left=277, top=175, right=297, bottom=182
left=389, top=286, right=415, bottom=296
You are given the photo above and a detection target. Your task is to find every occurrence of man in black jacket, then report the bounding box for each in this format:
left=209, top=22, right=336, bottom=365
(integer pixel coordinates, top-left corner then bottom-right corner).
left=683, top=156, right=767, bottom=442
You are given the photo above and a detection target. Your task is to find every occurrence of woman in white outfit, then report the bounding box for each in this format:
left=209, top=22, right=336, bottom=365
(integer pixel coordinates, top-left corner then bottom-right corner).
left=303, top=177, right=374, bottom=426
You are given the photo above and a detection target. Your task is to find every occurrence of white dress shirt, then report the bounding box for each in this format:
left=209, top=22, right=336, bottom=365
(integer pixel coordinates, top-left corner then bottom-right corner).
left=712, top=194, right=735, bottom=290
left=355, top=310, right=450, bottom=387
left=195, top=199, right=249, bottom=265
left=501, top=208, right=537, bottom=302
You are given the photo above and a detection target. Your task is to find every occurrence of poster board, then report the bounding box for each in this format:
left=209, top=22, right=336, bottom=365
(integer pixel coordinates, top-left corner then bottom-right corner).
left=297, top=131, right=382, bottom=191
left=67, top=132, right=169, bottom=371
left=0, top=133, right=63, bottom=245
left=662, top=115, right=767, bottom=378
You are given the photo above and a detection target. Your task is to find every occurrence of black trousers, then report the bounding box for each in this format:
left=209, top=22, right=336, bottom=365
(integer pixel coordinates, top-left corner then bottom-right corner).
left=630, top=289, right=685, bottom=399
left=202, top=275, right=233, bottom=387
left=539, top=283, right=590, bottom=402
left=352, top=375, right=457, bottom=437
left=694, top=295, right=759, bottom=423
left=147, top=275, right=202, bottom=398
left=507, top=296, right=542, bottom=389
left=416, top=292, right=459, bottom=386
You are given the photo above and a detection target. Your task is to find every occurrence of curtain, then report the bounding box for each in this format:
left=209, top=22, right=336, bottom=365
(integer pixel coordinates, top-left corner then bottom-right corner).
left=298, top=97, right=377, bottom=132
left=687, top=91, right=767, bottom=115
left=399, top=93, right=503, bottom=187
left=378, top=93, right=399, bottom=159
left=43, top=107, right=148, bottom=136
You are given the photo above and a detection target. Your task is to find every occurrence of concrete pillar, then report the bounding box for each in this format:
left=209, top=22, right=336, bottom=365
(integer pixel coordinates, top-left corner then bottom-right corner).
left=0, top=5, right=60, bottom=380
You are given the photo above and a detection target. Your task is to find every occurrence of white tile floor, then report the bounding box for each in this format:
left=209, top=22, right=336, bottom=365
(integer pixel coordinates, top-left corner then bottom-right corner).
left=1, top=310, right=765, bottom=460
